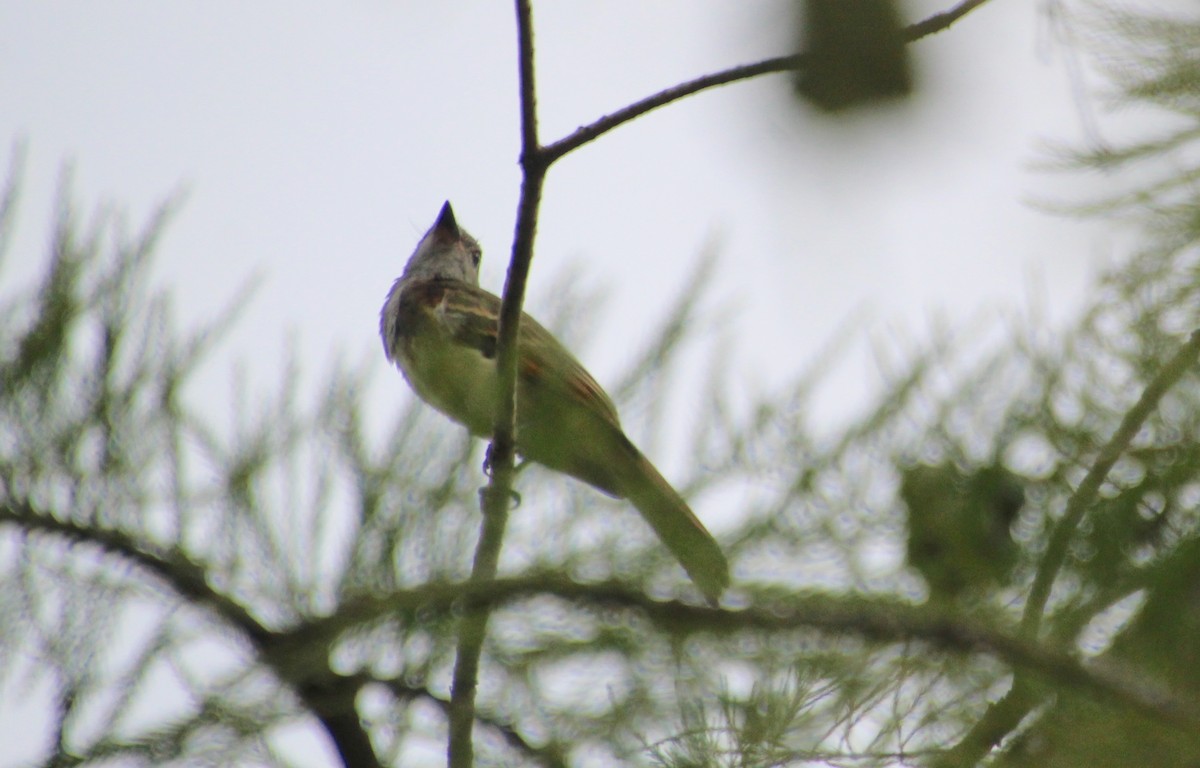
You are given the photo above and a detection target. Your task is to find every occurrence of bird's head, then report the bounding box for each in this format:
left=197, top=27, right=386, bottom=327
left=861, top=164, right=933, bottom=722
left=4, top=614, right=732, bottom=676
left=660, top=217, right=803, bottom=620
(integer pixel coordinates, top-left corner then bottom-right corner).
left=401, top=201, right=482, bottom=285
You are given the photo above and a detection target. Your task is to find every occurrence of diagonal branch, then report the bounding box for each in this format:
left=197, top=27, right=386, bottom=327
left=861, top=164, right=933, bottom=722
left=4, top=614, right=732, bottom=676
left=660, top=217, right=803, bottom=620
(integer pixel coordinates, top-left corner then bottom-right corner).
left=904, top=0, right=995, bottom=40
left=0, top=501, right=382, bottom=768
left=1021, top=328, right=1200, bottom=638
left=0, top=500, right=269, bottom=645
left=930, top=679, right=1037, bottom=768
left=939, top=328, right=1200, bottom=767
left=541, top=0, right=998, bottom=165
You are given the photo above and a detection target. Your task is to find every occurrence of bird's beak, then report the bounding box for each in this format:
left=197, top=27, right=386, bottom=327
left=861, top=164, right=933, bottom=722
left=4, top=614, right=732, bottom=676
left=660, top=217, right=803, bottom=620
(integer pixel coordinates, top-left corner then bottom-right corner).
left=435, top=201, right=459, bottom=237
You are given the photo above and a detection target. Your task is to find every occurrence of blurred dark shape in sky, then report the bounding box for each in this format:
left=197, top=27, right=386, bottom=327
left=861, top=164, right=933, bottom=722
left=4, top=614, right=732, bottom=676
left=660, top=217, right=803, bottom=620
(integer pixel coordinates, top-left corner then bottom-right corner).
left=900, top=462, right=1024, bottom=602
left=793, top=0, right=914, bottom=112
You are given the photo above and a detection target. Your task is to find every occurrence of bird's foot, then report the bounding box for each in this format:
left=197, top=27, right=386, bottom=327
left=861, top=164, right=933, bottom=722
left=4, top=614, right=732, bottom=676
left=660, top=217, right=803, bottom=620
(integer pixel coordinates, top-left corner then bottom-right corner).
left=482, top=446, right=529, bottom=478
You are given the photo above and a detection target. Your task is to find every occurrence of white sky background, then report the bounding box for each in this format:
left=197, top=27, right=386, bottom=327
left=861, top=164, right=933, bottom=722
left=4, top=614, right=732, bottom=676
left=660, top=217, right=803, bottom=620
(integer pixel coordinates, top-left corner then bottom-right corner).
left=1, top=1, right=1108, bottom=436
left=0, top=0, right=1138, bottom=764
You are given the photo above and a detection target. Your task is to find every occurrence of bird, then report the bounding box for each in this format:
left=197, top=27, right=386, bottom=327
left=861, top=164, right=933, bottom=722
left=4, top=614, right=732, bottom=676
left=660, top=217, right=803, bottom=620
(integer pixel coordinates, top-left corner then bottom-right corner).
left=380, top=202, right=730, bottom=603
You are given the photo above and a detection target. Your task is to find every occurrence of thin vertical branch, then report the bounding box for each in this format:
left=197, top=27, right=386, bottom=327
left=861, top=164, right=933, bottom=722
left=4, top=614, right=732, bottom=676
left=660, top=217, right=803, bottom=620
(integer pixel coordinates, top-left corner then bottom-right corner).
left=446, top=1, right=547, bottom=766
left=445, top=2, right=1008, bottom=765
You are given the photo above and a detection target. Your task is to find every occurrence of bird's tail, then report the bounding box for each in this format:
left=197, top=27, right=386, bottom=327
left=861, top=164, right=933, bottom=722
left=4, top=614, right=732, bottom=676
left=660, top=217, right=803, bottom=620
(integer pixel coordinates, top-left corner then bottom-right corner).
left=621, top=453, right=730, bottom=604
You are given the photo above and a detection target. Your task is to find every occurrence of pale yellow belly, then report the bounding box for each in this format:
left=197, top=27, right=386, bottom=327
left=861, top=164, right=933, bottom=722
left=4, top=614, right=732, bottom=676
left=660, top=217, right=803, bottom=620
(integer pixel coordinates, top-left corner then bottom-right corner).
left=398, top=334, right=497, bottom=437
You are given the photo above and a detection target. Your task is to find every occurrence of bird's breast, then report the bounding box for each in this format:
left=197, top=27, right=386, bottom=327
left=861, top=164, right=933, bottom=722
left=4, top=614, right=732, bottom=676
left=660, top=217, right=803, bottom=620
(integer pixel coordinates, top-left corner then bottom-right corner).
left=396, top=327, right=498, bottom=437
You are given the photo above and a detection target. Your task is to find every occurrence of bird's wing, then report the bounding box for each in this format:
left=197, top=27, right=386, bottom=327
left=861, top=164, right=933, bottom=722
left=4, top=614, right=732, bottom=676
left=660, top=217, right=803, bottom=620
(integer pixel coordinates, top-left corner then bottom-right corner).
left=419, top=279, right=622, bottom=427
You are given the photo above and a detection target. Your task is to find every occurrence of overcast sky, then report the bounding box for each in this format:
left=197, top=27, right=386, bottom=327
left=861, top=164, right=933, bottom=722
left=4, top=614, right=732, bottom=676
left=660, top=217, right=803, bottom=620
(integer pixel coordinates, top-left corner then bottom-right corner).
left=1, top=0, right=1109, bottom=430
left=0, top=1, right=1132, bottom=763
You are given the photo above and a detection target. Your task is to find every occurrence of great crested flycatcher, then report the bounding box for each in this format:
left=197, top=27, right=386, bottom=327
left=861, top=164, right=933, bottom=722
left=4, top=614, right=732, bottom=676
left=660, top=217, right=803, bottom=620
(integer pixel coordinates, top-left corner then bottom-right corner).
left=380, top=202, right=730, bottom=602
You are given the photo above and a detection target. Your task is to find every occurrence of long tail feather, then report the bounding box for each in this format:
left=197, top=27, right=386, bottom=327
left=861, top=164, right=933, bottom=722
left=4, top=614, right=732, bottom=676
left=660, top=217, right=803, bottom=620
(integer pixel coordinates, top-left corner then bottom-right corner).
left=621, top=454, right=730, bottom=604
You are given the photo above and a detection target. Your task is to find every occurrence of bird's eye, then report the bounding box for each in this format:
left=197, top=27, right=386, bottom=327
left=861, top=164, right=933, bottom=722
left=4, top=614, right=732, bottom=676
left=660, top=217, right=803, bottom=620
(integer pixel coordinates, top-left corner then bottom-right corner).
left=470, top=250, right=482, bottom=267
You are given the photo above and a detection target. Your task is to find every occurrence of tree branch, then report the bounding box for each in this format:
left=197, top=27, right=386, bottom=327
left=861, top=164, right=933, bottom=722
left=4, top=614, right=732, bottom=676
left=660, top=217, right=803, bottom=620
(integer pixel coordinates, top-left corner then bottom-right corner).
left=281, top=575, right=1200, bottom=735
left=1021, top=328, right=1200, bottom=637
left=294, top=675, right=382, bottom=768
left=0, top=501, right=382, bottom=768
left=448, top=2, right=546, bottom=767
left=0, top=500, right=269, bottom=646
left=904, top=0, right=995, bottom=40
left=938, top=328, right=1200, bottom=766
left=374, top=675, right=569, bottom=768
left=930, top=679, right=1037, bottom=768
left=541, top=0, right=999, bottom=164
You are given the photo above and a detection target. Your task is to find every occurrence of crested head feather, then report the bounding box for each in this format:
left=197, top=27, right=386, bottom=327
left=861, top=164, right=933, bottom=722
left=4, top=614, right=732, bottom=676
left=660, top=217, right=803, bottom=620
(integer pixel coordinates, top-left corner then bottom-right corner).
left=400, top=201, right=482, bottom=285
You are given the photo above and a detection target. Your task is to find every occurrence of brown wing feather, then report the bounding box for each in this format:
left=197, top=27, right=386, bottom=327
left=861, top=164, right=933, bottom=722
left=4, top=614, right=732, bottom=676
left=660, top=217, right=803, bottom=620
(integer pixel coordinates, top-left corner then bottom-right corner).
left=430, top=280, right=622, bottom=427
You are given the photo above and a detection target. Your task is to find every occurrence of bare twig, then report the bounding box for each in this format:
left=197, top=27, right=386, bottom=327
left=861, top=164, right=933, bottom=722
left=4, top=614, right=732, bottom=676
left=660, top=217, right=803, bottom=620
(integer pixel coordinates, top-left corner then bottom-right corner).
left=541, top=53, right=805, bottom=165
left=904, top=0, right=996, bottom=40
left=447, top=2, right=547, bottom=766
left=541, top=0, right=999, bottom=164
